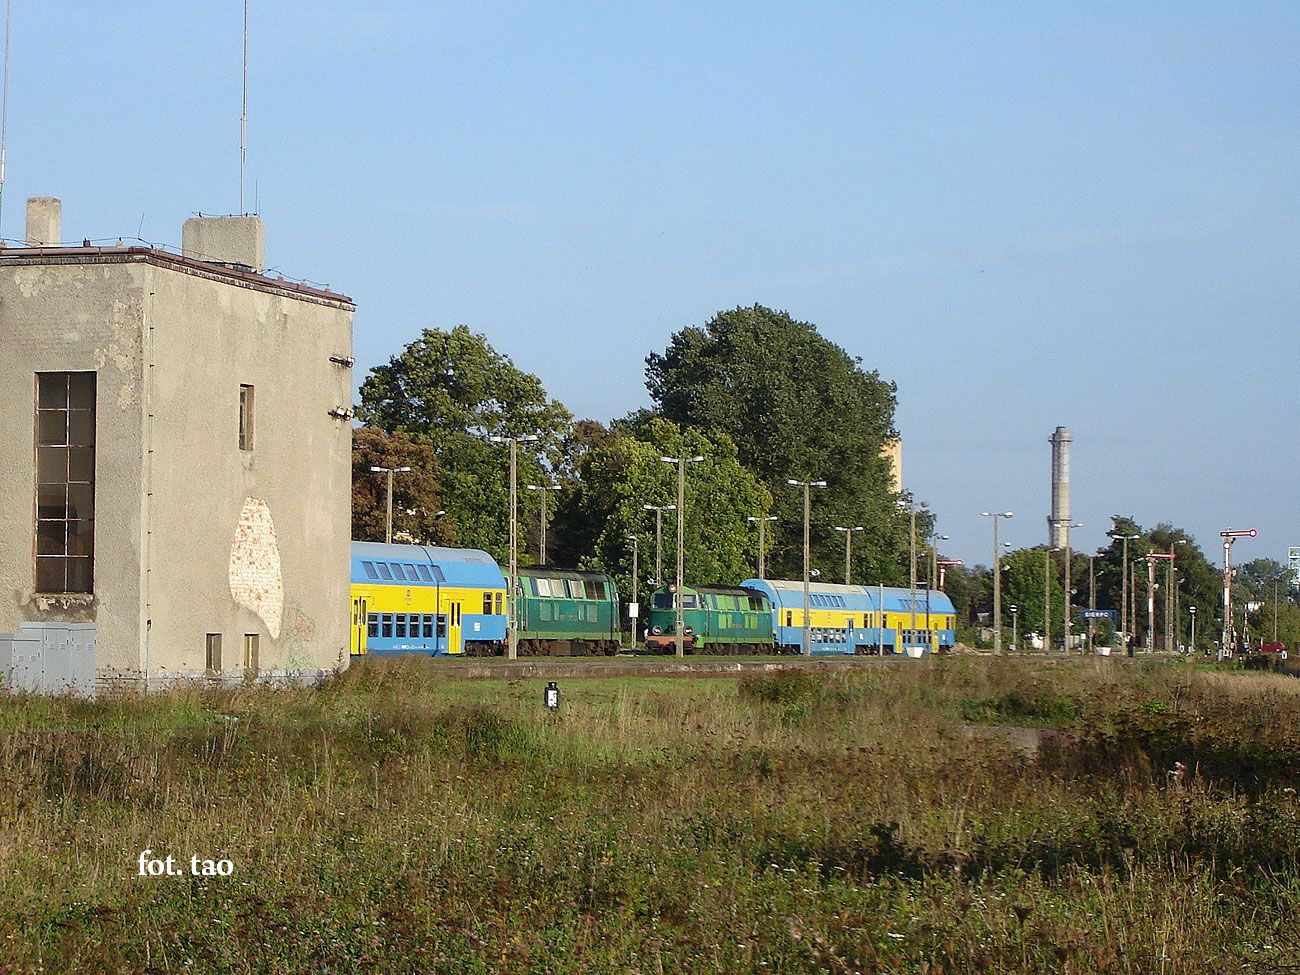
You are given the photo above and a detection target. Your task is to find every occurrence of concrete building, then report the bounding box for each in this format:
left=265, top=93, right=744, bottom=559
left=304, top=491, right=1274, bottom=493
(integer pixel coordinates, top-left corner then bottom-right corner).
left=0, top=198, right=355, bottom=687
left=880, top=436, right=902, bottom=494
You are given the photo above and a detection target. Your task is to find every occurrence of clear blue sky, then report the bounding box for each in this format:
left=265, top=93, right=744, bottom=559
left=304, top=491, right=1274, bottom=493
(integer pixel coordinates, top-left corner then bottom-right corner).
left=9, top=2, right=1297, bottom=568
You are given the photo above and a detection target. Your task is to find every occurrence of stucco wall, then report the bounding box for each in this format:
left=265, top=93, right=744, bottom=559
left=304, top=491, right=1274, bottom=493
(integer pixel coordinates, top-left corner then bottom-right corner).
left=142, top=263, right=353, bottom=680
left=0, top=261, right=147, bottom=674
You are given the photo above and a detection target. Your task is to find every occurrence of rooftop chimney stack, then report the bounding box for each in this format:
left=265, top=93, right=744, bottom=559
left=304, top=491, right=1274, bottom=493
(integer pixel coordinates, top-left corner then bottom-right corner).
left=26, top=197, right=61, bottom=246
left=181, top=215, right=265, bottom=272
left=1049, top=425, right=1072, bottom=549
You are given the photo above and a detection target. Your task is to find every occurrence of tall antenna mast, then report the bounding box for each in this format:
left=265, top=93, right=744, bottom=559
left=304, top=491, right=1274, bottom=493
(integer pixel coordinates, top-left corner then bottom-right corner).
left=240, top=0, right=248, bottom=214
left=0, top=0, right=12, bottom=238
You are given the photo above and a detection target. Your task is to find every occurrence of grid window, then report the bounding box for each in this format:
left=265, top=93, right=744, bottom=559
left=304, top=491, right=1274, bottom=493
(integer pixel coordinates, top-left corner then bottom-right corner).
left=381, top=614, right=393, bottom=638
left=35, top=372, right=96, bottom=593
left=395, top=615, right=407, bottom=639
left=422, top=616, right=434, bottom=638
left=367, top=614, right=379, bottom=638
left=238, top=385, right=254, bottom=450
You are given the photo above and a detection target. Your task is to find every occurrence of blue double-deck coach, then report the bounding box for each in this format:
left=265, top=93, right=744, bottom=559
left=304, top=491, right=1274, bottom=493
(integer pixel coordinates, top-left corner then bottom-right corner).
left=349, top=541, right=507, bottom=657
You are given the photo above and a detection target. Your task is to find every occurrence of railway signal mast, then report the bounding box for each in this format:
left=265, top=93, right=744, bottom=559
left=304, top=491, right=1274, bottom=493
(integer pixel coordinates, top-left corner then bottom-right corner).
left=1219, top=529, right=1257, bottom=661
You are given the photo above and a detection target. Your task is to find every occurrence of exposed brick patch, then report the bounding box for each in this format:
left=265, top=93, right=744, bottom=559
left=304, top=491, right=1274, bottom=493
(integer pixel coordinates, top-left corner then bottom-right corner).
left=228, top=498, right=283, bottom=638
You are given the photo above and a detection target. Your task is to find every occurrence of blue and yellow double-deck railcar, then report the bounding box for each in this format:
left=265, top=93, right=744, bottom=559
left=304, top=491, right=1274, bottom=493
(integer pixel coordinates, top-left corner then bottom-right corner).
left=740, top=579, right=957, bottom=655
left=350, top=541, right=507, bottom=657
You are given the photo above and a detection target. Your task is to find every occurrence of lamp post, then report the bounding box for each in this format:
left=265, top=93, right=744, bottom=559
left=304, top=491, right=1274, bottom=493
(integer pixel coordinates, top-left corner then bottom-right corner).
left=790, top=478, right=828, bottom=656
left=833, top=525, right=864, bottom=584
left=1044, top=547, right=1060, bottom=651
left=1189, top=604, right=1197, bottom=655
left=898, top=498, right=921, bottom=647
left=1219, top=529, right=1258, bottom=661
left=369, top=465, right=412, bottom=544
left=1087, top=554, right=1097, bottom=654
left=981, top=511, right=1014, bottom=653
left=1062, top=522, right=1083, bottom=653
left=627, top=534, right=639, bottom=648
left=1010, top=604, right=1019, bottom=653
left=1109, top=528, right=1141, bottom=652
left=490, top=434, right=540, bottom=659
left=526, top=484, right=561, bottom=564
left=643, top=503, right=677, bottom=585
left=747, top=515, right=777, bottom=578
left=1167, top=539, right=1188, bottom=651
left=661, top=455, right=705, bottom=658
left=925, top=532, right=949, bottom=650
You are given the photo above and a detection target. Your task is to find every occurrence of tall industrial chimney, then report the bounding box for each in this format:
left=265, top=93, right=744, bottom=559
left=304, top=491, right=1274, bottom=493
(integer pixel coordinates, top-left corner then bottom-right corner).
left=1049, top=426, right=1071, bottom=548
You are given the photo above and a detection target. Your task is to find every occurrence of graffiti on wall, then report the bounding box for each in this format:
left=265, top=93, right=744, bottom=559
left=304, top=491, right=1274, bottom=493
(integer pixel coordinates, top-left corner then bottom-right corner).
left=228, top=498, right=284, bottom=638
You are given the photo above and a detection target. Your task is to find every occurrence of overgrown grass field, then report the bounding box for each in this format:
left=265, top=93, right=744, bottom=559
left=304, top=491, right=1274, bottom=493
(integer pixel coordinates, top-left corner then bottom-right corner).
left=3, top=657, right=1300, bottom=973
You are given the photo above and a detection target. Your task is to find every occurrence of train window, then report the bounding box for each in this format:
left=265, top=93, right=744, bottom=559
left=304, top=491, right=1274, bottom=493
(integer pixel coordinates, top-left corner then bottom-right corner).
left=652, top=592, right=672, bottom=609
left=482, top=593, right=492, bottom=614
left=416, top=565, right=433, bottom=582
left=401, top=564, right=417, bottom=580
left=430, top=565, right=446, bottom=583
left=562, top=579, right=580, bottom=598
left=494, top=593, right=503, bottom=614
left=748, top=596, right=764, bottom=611
left=423, top=616, right=434, bottom=638
left=683, top=594, right=698, bottom=608
left=376, top=563, right=392, bottom=581
left=367, top=614, right=379, bottom=638
left=362, top=561, right=379, bottom=580
left=395, top=615, right=407, bottom=638
left=584, top=579, right=599, bottom=600
left=437, top=616, right=447, bottom=638
left=381, top=615, right=393, bottom=638
left=785, top=611, right=793, bottom=626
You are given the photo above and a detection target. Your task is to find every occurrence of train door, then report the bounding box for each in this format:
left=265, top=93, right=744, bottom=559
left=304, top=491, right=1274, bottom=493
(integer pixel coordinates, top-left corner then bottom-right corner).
left=448, top=600, right=463, bottom=654
left=351, top=595, right=368, bottom=656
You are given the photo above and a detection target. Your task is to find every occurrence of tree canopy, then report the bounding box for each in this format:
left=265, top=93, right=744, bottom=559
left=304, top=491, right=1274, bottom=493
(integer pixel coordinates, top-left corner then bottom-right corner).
left=551, top=418, right=771, bottom=604
left=357, top=326, right=571, bottom=561
left=643, top=305, right=909, bottom=582
left=351, top=428, right=450, bottom=546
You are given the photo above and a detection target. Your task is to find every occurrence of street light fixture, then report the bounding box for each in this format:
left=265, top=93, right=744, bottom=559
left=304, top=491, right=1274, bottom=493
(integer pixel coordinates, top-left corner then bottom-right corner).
left=790, top=478, right=828, bottom=656
left=490, top=434, right=540, bottom=659
left=627, top=534, right=639, bottom=648
left=832, top=525, right=864, bottom=584
left=981, top=511, right=1014, bottom=653
left=369, top=465, right=412, bottom=544
left=1108, top=525, right=1141, bottom=652
left=747, top=515, right=778, bottom=578
left=643, top=503, right=677, bottom=586
left=526, top=484, right=562, bottom=564
left=661, top=455, right=705, bottom=658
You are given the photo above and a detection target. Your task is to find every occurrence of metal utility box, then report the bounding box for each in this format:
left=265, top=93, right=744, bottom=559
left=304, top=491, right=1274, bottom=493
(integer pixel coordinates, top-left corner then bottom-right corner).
left=0, top=623, right=96, bottom=696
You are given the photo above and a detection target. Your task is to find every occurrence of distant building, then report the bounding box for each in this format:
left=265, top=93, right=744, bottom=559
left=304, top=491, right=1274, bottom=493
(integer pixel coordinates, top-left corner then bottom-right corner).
left=881, top=436, right=902, bottom=493
left=0, top=198, right=355, bottom=687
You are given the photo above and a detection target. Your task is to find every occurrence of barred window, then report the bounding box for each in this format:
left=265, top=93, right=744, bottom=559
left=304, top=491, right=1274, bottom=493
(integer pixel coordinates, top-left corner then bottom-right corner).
left=35, top=372, right=95, bottom=593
